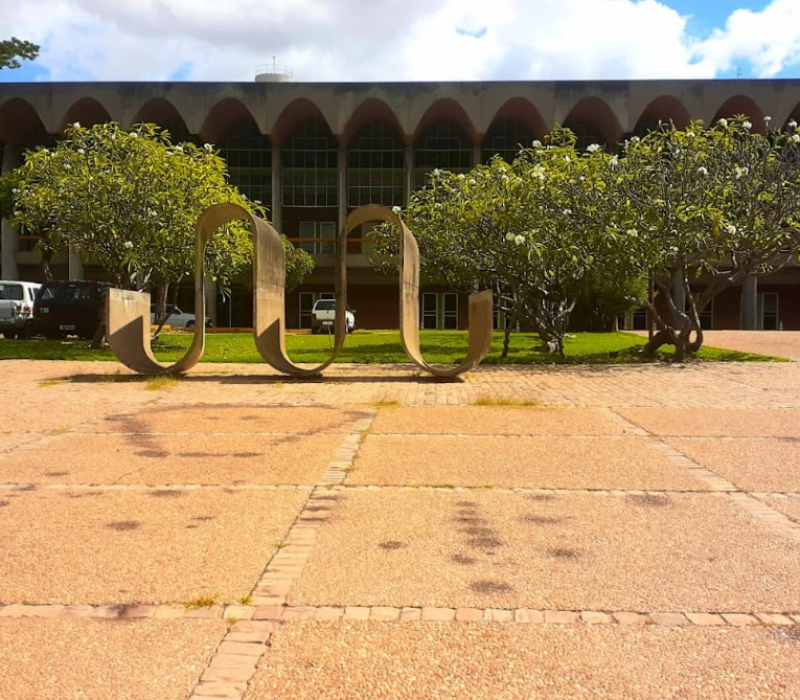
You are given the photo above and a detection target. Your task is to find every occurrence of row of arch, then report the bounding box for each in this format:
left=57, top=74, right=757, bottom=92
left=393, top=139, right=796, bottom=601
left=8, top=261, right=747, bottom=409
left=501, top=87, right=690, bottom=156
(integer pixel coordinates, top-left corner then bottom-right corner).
left=2, top=92, right=798, bottom=151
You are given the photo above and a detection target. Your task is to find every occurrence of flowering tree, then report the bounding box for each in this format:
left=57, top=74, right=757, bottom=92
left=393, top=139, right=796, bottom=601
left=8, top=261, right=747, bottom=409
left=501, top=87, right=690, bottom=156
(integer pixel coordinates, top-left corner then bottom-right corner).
left=615, top=117, right=800, bottom=359
left=11, top=122, right=313, bottom=333
left=373, top=129, right=628, bottom=357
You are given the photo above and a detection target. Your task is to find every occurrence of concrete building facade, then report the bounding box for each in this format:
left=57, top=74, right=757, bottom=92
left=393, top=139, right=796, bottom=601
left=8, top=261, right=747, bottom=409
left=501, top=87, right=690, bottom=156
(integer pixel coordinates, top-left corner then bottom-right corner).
left=2, top=79, right=799, bottom=330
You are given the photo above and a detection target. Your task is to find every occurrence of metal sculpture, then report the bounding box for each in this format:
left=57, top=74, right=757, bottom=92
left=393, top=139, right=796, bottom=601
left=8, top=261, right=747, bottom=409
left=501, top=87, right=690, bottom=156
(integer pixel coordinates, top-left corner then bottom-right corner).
left=106, top=203, right=492, bottom=378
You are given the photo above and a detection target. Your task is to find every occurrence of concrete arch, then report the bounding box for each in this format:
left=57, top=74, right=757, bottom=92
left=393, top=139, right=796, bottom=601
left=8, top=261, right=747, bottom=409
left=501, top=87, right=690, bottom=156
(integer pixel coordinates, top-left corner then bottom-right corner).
left=561, top=96, right=624, bottom=148
left=131, top=97, right=191, bottom=142
left=485, top=97, right=548, bottom=143
left=781, top=100, right=800, bottom=128
left=0, top=98, right=47, bottom=146
left=269, top=98, right=335, bottom=147
left=632, top=95, right=691, bottom=135
left=342, top=98, right=404, bottom=147
left=59, top=97, right=113, bottom=133
left=712, top=95, right=766, bottom=134
left=199, top=98, right=262, bottom=147
left=412, top=98, right=478, bottom=147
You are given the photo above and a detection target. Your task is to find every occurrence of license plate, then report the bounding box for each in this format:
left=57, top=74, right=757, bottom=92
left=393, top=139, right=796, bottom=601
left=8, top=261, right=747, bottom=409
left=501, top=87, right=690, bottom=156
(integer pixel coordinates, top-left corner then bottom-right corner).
left=322, top=320, right=333, bottom=326
left=59, top=324, right=75, bottom=331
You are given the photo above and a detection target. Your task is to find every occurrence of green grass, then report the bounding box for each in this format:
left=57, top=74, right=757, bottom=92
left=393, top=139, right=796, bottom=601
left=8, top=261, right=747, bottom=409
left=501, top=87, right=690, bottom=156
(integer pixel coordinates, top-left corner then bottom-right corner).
left=0, top=330, right=784, bottom=365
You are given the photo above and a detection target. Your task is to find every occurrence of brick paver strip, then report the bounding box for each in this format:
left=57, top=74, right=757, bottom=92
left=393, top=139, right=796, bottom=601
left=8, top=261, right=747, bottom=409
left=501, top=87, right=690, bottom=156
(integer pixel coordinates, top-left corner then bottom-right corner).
left=3, top=603, right=798, bottom=627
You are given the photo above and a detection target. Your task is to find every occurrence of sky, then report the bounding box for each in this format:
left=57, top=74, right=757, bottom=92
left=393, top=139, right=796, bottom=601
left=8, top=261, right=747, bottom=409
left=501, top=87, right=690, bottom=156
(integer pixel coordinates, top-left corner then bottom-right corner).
left=2, top=0, right=800, bottom=83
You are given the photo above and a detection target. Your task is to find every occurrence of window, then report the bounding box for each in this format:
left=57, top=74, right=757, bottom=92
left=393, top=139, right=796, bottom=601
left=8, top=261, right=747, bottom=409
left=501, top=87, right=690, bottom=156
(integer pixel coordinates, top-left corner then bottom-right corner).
left=220, top=133, right=272, bottom=207
left=282, top=123, right=338, bottom=207
left=422, top=293, right=458, bottom=330
left=482, top=119, right=533, bottom=164
left=758, top=293, right=779, bottom=330
left=299, top=291, right=334, bottom=328
left=415, top=123, right=472, bottom=188
left=298, top=222, right=336, bottom=254
left=347, top=123, right=405, bottom=206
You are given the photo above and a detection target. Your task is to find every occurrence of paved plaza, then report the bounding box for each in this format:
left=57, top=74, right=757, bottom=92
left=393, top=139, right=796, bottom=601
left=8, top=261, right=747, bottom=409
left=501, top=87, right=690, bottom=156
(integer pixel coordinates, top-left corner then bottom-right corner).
left=1, top=351, right=800, bottom=699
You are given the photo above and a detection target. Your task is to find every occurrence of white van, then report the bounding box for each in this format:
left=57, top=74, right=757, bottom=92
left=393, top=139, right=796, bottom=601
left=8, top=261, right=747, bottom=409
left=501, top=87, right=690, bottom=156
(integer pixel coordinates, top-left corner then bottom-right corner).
left=0, top=281, right=41, bottom=339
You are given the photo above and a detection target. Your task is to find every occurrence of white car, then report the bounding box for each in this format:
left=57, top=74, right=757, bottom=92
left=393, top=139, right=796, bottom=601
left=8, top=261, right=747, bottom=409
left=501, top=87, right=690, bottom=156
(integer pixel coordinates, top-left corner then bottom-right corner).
left=150, top=305, right=211, bottom=328
left=0, top=280, right=41, bottom=339
left=310, top=298, right=356, bottom=334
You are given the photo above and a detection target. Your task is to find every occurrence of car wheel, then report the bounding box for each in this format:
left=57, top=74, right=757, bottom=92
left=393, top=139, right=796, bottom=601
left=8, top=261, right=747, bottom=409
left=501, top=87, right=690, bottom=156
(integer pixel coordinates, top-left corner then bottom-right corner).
left=186, top=320, right=194, bottom=328
left=4, top=331, right=18, bottom=340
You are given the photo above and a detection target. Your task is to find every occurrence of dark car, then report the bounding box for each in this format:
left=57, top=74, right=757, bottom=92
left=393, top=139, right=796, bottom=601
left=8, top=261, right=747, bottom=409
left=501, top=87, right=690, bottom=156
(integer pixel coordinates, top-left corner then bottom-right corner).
left=34, top=281, right=112, bottom=340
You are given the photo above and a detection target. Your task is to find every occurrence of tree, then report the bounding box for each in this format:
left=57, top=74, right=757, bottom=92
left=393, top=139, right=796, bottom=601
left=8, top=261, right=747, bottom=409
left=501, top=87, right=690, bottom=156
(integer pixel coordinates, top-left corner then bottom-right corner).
left=0, top=38, right=39, bottom=70
left=371, top=129, right=628, bottom=357
left=614, top=118, right=800, bottom=360
left=10, top=122, right=313, bottom=335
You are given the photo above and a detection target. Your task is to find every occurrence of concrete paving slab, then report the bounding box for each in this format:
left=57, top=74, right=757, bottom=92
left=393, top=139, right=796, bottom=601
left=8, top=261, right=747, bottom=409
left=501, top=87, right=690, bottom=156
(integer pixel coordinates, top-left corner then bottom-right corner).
left=762, top=494, right=800, bottom=524
left=248, top=622, right=800, bottom=700
left=289, top=490, right=800, bottom=612
left=666, top=438, right=800, bottom=492
left=348, top=436, right=708, bottom=490
left=0, top=617, right=224, bottom=700
left=80, top=405, right=366, bottom=435
left=0, top=401, right=124, bottom=434
left=619, top=408, right=800, bottom=438
left=1, top=433, right=343, bottom=485
left=700, top=331, right=800, bottom=362
left=0, top=488, right=306, bottom=605
left=370, top=407, right=631, bottom=435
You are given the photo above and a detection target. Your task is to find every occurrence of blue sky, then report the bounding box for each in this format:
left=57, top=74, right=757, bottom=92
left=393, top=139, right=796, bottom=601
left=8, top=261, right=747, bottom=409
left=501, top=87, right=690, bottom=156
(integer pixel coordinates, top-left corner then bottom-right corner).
left=2, top=0, right=800, bottom=83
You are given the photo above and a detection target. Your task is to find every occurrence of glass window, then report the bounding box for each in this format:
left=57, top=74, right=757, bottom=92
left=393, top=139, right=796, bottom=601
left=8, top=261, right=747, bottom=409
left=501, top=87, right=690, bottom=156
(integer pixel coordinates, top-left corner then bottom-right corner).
left=0, top=284, right=24, bottom=301
left=282, top=122, right=339, bottom=207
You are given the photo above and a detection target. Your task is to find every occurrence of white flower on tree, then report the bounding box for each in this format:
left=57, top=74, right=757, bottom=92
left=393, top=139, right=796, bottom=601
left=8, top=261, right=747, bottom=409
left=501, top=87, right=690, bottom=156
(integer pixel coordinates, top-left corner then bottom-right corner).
left=586, top=144, right=601, bottom=153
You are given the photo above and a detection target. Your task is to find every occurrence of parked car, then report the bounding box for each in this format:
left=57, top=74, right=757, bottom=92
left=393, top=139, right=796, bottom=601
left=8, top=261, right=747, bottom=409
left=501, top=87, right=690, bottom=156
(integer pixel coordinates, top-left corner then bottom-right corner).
left=150, top=304, right=211, bottom=328
left=34, top=280, right=111, bottom=340
left=310, top=298, right=356, bottom=334
left=0, top=280, right=42, bottom=339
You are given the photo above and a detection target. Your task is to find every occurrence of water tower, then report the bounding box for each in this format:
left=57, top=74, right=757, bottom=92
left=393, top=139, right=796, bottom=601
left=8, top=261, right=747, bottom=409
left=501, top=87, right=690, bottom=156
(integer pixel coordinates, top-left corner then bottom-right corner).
left=256, top=58, right=293, bottom=83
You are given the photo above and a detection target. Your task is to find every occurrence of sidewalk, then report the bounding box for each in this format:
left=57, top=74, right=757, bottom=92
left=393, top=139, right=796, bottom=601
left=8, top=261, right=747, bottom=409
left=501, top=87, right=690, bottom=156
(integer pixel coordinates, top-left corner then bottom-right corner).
left=1, top=360, right=799, bottom=699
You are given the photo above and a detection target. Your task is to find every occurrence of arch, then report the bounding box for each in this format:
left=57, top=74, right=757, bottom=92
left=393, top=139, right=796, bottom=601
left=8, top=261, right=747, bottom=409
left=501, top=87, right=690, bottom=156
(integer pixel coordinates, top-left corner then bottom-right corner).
left=712, top=95, right=766, bottom=134
left=782, top=100, right=800, bottom=129
left=199, top=98, right=261, bottom=146
left=342, top=98, right=404, bottom=147
left=632, top=95, right=691, bottom=137
left=270, top=98, right=334, bottom=147
left=562, top=96, right=624, bottom=150
left=59, top=97, right=112, bottom=132
left=486, top=97, right=547, bottom=143
left=131, top=98, right=191, bottom=142
left=412, top=98, right=478, bottom=147
left=0, top=98, right=47, bottom=145
left=345, top=205, right=493, bottom=377
left=482, top=99, right=547, bottom=163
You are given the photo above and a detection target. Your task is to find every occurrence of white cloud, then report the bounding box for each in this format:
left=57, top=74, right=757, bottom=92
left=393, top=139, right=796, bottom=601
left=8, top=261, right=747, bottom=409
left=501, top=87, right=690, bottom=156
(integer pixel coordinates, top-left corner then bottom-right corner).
left=2, top=0, right=800, bottom=82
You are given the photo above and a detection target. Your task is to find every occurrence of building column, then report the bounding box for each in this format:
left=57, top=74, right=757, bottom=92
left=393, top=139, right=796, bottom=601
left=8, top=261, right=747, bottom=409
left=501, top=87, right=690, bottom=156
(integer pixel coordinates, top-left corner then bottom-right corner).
left=473, top=144, right=482, bottom=167
left=270, top=145, right=282, bottom=232
left=68, top=248, right=84, bottom=281
left=405, top=145, right=414, bottom=203
left=338, top=144, right=347, bottom=232
left=1, top=143, right=20, bottom=280
left=741, top=276, right=758, bottom=330
left=204, top=275, right=218, bottom=327
left=672, top=270, right=686, bottom=316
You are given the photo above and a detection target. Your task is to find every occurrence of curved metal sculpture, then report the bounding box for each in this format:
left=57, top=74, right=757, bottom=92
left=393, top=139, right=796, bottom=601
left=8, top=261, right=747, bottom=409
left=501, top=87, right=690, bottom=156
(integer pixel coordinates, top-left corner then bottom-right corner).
left=107, top=203, right=492, bottom=378
left=344, top=204, right=493, bottom=378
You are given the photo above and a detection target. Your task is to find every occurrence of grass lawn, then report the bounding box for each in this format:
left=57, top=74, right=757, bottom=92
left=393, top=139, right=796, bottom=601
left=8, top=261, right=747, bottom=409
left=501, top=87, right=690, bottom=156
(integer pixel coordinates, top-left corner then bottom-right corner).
left=0, top=330, right=781, bottom=365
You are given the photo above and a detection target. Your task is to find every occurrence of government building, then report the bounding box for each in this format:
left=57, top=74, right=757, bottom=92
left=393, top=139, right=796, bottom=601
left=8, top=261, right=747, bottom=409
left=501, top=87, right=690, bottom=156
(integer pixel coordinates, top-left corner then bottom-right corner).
left=1, top=77, right=799, bottom=331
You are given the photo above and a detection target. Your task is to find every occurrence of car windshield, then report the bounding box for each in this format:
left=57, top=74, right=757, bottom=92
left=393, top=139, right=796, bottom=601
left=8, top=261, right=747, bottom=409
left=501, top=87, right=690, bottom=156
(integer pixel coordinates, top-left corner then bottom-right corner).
left=315, top=300, right=335, bottom=311
left=0, top=284, right=24, bottom=301
left=41, top=284, right=105, bottom=302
